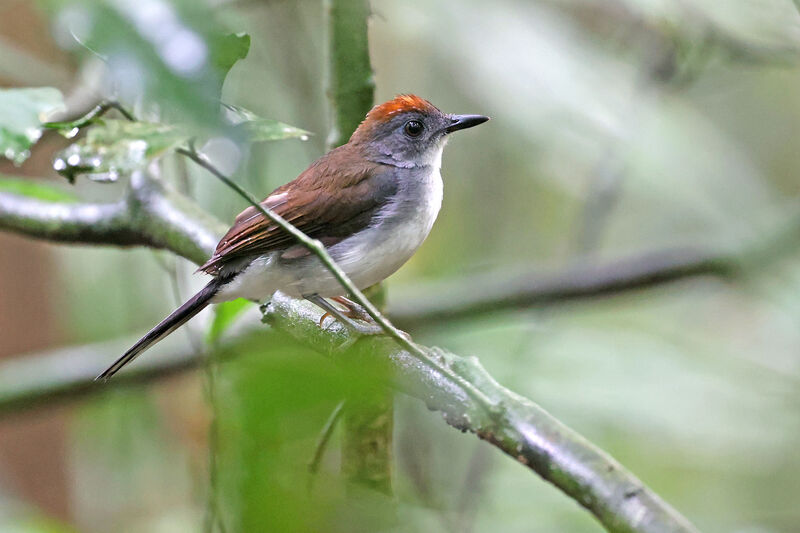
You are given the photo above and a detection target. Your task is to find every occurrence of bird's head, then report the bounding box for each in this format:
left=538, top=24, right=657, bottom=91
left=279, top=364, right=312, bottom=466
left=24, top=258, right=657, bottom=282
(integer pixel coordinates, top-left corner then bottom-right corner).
left=349, top=94, right=488, bottom=169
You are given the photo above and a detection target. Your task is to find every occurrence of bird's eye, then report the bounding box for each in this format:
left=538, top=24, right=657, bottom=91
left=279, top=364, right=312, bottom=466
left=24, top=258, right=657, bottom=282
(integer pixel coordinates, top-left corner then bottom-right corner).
left=404, top=120, right=424, bottom=137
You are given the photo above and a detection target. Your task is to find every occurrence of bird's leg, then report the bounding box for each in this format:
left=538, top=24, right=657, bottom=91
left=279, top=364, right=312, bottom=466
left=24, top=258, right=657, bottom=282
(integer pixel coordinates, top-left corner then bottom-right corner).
left=304, top=294, right=383, bottom=336
left=331, top=295, right=373, bottom=323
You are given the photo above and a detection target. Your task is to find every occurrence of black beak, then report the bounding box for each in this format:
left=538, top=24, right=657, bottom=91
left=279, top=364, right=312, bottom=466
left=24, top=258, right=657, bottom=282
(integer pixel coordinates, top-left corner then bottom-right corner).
left=445, top=114, right=490, bottom=134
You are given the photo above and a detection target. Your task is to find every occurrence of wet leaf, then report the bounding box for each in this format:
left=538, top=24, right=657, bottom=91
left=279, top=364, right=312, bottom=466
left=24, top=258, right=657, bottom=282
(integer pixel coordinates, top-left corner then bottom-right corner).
left=53, top=120, right=189, bottom=183
left=206, top=298, right=252, bottom=345
left=0, top=87, right=65, bottom=165
left=223, top=103, right=311, bottom=142
left=0, top=175, right=77, bottom=202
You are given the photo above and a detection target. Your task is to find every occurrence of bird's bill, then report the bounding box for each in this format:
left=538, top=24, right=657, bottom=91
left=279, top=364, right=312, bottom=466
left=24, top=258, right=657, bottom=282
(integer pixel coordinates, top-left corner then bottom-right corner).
left=445, top=114, right=490, bottom=133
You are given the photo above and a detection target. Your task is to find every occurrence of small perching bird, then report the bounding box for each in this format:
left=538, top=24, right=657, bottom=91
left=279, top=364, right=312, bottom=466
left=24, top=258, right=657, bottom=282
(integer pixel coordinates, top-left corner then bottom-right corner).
left=98, top=95, right=488, bottom=379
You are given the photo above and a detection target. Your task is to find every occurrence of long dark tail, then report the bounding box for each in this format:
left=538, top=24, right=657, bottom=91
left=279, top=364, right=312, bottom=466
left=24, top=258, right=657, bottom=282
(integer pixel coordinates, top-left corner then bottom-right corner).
left=96, top=279, right=223, bottom=381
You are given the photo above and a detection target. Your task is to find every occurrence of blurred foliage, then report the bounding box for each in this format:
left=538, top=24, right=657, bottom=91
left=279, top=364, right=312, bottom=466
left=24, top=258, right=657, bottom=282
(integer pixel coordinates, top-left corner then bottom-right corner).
left=223, top=103, right=311, bottom=143
left=206, top=298, right=252, bottom=345
left=45, top=102, right=309, bottom=184
left=68, top=389, right=199, bottom=531
left=54, top=119, right=189, bottom=183
left=37, top=0, right=250, bottom=130
left=215, top=332, right=400, bottom=532
left=0, top=175, right=76, bottom=202
left=1, top=0, right=800, bottom=532
left=0, top=87, right=65, bottom=164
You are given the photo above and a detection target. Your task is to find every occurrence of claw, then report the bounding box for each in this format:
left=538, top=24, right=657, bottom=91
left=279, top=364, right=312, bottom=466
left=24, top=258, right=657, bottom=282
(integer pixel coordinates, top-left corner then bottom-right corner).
left=330, top=296, right=373, bottom=322
left=318, top=311, right=332, bottom=328
left=304, top=294, right=385, bottom=337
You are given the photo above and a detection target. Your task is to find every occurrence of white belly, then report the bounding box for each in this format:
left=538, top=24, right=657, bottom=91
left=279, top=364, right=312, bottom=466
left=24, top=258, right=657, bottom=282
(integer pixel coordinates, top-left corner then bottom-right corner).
left=216, top=167, right=443, bottom=301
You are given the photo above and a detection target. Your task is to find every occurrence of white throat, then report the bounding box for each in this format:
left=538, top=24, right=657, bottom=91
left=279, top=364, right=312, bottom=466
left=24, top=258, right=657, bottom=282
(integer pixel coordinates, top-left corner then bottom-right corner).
left=425, top=142, right=445, bottom=169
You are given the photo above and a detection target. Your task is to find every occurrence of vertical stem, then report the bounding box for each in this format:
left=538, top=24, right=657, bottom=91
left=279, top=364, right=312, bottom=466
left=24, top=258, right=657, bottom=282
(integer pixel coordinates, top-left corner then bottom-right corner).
left=341, top=284, right=393, bottom=495
left=324, top=0, right=391, bottom=494
left=324, top=0, right=375, bottom=151
left=341, top=386, right=393, bottom=494
left=204, top=358, right=227, bottom=533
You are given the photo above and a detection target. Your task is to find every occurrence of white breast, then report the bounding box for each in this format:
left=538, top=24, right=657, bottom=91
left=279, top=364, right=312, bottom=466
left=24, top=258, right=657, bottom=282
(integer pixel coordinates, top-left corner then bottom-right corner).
left=335, top=166, right=443, bottom=291
left=217, top=162, right=444, bottom=301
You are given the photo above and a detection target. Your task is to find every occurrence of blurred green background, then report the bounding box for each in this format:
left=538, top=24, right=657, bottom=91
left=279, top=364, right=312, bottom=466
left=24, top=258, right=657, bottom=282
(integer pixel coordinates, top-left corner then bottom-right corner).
left=0, top=0, right=799, bottom=531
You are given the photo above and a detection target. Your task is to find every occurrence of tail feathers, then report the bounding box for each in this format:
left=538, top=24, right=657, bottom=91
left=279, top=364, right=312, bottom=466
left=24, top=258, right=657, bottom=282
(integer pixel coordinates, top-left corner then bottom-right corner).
left=96, top=279, right=222, bottom=381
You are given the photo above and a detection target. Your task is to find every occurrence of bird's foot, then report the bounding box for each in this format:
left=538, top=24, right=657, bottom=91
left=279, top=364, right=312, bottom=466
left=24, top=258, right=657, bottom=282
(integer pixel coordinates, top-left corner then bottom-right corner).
left=305, top=294, right=413, bottom=345
left=306, top=294, right=382, bottom=335
left=330, top=296, right=373, bottom=322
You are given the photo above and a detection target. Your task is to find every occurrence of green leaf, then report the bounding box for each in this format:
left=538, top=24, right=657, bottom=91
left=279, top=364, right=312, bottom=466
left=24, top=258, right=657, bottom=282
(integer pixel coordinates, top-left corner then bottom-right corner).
left=0, top=87, right=65, bottom=165
left=223, top=104, right=311, bottom=142
left=51, top=101, right=308, bottom=184
left=0, top=175, right=77, bottom=202
left=211, top=32, right=251, bottom=84
left=53, top=120, right=190, bottom=183
left=206, top=298, right=252, bottom=345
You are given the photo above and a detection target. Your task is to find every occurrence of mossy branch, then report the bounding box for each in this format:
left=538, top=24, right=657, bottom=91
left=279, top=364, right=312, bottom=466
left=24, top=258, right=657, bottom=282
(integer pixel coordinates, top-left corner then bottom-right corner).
left=263, top=293, right=699, bottom=533
left=0, top=168, right=701, bottom=532
left=0, top=171, right=224, bottom=263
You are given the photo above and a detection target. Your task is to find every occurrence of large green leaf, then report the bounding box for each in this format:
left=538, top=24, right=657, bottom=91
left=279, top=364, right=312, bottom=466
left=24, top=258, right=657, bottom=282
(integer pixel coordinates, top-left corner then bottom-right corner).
left=53, top=120, right=190, bottom=183
left=0, top=175, right=76, bottom=202
left=0, top=87, right=65, bottom=165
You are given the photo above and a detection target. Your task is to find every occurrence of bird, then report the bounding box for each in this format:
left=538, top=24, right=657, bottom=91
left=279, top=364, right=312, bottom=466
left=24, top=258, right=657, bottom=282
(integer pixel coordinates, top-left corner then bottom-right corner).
left=97, top=94, right=488, bottom=380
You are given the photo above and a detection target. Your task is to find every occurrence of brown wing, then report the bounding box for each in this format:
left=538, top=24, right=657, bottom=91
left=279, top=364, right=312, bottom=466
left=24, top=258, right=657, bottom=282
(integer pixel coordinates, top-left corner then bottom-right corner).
left=199, top=146, right=397, bottom=275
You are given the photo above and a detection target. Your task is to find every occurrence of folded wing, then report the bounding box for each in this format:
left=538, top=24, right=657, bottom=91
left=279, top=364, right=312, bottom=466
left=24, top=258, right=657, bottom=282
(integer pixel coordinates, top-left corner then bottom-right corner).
left=199, top=147, right=397, bottom=275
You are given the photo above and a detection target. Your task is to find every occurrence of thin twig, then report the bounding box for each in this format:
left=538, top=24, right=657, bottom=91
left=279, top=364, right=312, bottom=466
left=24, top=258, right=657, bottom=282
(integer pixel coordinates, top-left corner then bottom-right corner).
left=307, top=400, right=345, bottom=484
left=204, top=348, right=228, bottom=533
left=388, top=247, right=736, bottom=329
left=44, top=100, right=135, bottom=131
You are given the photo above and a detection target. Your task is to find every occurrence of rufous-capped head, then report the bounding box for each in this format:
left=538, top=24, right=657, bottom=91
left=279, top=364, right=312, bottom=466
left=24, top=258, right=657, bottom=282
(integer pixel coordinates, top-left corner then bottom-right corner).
left=349, top=94, right=489, bottom=168
left=363, top=95, right=441, bottom=124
